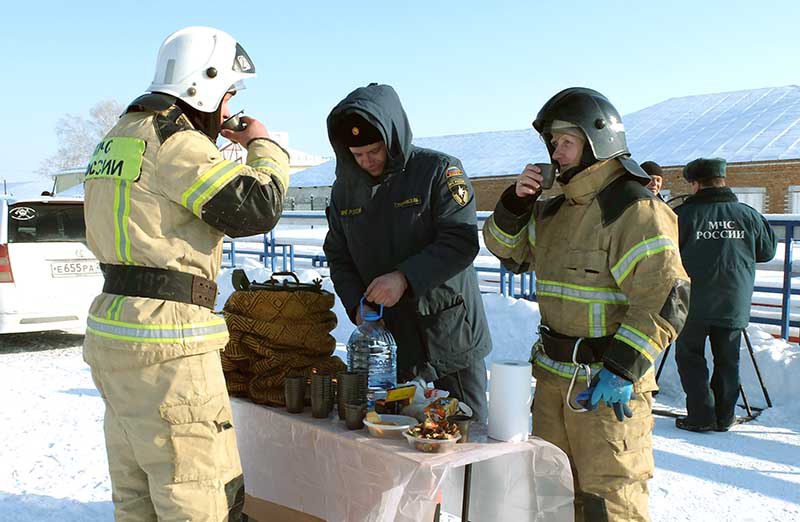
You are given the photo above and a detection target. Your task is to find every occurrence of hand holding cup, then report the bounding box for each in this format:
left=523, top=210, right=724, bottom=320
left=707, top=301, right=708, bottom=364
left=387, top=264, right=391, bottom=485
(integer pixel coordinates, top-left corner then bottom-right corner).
left=515, top=163, right=555, bottom=198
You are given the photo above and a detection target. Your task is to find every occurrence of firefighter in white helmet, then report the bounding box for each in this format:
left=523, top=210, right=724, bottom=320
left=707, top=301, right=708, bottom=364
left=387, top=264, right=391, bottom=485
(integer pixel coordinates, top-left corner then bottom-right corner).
left=83, top=26, right=289, bottom=521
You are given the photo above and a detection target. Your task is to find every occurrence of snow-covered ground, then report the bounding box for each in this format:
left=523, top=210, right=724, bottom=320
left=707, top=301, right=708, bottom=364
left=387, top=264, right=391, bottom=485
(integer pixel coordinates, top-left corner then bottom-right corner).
left=1, top=263, right=799, bottom=521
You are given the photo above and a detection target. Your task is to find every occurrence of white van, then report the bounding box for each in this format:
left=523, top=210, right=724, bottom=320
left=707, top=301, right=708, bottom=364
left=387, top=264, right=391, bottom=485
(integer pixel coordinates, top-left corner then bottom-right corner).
left=0, top=194, right=103, bottom=334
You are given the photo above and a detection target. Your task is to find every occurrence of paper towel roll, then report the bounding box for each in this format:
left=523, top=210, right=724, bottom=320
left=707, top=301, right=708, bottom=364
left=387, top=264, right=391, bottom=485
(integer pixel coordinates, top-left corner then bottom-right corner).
left=488, top=360, right=532, bottom=442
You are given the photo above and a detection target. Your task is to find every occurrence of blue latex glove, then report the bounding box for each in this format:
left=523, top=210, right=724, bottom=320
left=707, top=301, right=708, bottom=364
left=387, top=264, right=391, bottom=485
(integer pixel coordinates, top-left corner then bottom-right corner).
left=575, top=369, right=634, bottom=421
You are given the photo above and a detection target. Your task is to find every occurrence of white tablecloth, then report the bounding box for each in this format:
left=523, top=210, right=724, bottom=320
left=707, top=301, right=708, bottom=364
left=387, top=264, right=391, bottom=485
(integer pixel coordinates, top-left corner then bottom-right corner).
left=232, top=399, right=573, bottom=521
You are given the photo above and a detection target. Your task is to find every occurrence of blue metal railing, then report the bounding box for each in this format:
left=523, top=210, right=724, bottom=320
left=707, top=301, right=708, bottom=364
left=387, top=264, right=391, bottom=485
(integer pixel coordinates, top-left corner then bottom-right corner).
left=497, top=217, right=800, bottom=340
left=222, top=213, right=800, bottom=340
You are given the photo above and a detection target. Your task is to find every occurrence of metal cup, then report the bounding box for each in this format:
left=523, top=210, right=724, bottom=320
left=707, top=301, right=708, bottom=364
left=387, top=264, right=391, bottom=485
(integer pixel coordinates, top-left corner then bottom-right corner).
left=337, top=371, right=368, bottom=419
left=311, top=373, right=334, bottom=418
left=221, top=110, right=247, bottom=132
left=534, top=163, right=556, bottom=190
left=284, top=376, right=307, bottom=414
left=449, top=414, right=472, bottom=443
left=344, top=401, right=367, bottom=430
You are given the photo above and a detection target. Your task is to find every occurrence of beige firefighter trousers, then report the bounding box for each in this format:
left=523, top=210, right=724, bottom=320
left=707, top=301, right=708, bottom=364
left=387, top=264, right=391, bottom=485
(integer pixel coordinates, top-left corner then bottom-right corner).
left=90, top=349, right=243, bottom=522
left=533, top=366, right=655, bottom=522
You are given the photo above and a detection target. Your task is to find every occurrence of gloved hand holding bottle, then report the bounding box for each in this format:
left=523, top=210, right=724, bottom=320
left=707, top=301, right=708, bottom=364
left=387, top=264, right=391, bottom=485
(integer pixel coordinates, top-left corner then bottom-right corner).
left=575, top=368, right=634, bottom=422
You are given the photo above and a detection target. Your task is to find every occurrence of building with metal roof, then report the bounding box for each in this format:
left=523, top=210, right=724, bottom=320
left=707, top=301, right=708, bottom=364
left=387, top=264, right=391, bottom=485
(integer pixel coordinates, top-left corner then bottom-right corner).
left=291, top=85, right=800, bottom=213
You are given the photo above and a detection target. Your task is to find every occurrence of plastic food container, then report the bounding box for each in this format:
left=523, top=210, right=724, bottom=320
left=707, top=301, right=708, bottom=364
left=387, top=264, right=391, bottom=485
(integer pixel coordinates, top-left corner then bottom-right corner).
left=363, top=414, right=417, bottom=438
left=403, top=431, right=461, bottom=453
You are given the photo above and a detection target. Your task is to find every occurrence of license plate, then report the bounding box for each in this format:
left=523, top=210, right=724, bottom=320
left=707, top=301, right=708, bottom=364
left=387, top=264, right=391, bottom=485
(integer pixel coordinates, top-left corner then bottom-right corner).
left=50, top=260, right=102, bottom=277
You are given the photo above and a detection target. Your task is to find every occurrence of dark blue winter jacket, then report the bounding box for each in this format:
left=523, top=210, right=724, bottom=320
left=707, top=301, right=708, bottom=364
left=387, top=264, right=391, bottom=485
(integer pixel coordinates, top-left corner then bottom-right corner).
left=674, top=187, right=777, bottom=328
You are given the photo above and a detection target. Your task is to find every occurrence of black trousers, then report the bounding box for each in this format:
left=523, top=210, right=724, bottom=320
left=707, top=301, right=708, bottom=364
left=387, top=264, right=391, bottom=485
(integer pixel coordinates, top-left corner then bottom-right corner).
left=434, top=358, right=489, bottom=424
left=675, top=320, right=742, bottom=427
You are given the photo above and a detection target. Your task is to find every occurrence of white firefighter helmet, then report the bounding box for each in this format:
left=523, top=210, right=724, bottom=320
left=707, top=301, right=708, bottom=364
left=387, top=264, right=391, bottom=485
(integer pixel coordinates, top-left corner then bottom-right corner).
left=148, top=26, right=256, bottom=113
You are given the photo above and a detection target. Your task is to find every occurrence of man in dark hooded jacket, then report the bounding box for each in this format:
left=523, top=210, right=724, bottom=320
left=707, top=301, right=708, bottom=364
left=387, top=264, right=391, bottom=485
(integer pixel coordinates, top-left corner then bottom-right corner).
left=673, top=158, right=776, bottom=433
left=323, top=83, right=492, bottom=422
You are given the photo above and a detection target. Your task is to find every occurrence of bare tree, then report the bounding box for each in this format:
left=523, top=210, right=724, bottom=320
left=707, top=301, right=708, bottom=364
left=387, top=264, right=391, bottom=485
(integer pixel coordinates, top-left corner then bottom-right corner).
left=38, top=99, right=124, bottom=177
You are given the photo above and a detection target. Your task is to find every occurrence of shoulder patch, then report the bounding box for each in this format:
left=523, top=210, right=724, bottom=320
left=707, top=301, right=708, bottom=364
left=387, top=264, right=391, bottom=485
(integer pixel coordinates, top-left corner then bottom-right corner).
left=445, top=166, right=464, bottom=178
left=448, top=179, right=470, bottom=207
left=125, top=93, right=193, bottom=143
left=126, top=93, right=177, bottom=113
left=540, top=195, right=566, bottom=219
left=153, top=106, right=194, bottom=144
left=597, top=176, right=654, bottom=226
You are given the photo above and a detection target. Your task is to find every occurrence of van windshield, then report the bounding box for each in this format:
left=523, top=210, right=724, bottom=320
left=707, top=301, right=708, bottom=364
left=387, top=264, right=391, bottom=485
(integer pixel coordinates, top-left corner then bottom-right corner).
left=7, top=203, right=86, bottom=243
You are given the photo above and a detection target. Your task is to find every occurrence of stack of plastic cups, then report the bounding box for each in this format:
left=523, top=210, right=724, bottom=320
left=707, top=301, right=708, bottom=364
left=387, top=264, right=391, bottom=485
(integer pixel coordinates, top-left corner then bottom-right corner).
left=337, top=371, right=368, bottom=420
left=284, top=375, right=307, bottom=414
left=311, top=373, right=334, bottom=418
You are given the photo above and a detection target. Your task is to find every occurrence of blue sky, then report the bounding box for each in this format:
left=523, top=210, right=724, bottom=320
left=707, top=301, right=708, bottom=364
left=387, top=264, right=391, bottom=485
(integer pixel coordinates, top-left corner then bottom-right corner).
left=2, top=0, right=799, bottom=182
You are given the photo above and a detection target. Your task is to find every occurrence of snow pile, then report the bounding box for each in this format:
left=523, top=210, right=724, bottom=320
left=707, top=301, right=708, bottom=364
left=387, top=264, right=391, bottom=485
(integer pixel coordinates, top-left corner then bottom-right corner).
left=1, top=272, right=799, bottom=521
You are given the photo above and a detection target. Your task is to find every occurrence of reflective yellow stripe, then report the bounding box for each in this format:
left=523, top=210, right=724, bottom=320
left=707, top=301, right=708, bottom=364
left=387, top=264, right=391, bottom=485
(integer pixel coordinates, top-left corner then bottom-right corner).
left=191, top=163, right=244, bottom=216
left=106, top=296, right=125, bottom=321
left=181, top=161, right=246, bottom=217
left=249, top=158, right=288, bottom=192
left=536, top=280, right=628, bottom=304
left=611, top=235, right=675, bottom=284
left=113, top=180, right=133, bottom=264
left=614, top=324, right=660, bottom=362
left=87, top=315, right=228, bottom=343
left=486, top=215, right=525, bottom=249
left=589, top=303, right=605, bottom=337
left=533, top=349, right=603, bottom=379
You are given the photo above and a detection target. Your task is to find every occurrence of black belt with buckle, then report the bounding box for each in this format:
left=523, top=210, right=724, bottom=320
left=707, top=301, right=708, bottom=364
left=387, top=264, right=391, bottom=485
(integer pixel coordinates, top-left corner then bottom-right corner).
left=539, top=326, right=612, bottom=364
left=101, top=264, right=217, bottom=310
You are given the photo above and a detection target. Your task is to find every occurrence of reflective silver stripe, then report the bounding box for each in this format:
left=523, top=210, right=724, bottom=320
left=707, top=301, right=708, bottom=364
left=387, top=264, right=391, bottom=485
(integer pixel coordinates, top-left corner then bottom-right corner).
left=533, top=349, right=603, bottom=379
left=536, top=280, right=628, bottom=304
left=248, top=158, right=281, bottom=173
left=589, top=303, right=605, bottom=337
left=486, top=216, right=525, bottom=249
left=611, top=235, right=676, bottom=284
left=106, top=296, right=125, bottom=321
left=113, top=180, right=133, bottom=264
left=182, top=161, right=244, bottom=217
left=87, top=315, right=228, bottom=343
left=614, top=324, right=660, bottom=362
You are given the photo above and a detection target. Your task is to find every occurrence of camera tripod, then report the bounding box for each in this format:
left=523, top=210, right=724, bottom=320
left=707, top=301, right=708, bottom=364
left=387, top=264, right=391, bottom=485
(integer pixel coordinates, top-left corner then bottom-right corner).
left=652, top=328, right=772, bottom=423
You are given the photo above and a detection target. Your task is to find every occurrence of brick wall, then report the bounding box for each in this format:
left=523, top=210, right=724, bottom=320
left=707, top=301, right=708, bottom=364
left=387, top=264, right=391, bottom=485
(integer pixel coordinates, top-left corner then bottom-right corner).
left=472, top=160, right=800, bottom=213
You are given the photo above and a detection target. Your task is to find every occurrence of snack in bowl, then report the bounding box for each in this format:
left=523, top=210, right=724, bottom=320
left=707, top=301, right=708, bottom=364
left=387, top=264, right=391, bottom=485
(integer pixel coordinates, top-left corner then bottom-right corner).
left=404, top=418, right=461, bottom=453
left=363, top=414, right=417, bottom=438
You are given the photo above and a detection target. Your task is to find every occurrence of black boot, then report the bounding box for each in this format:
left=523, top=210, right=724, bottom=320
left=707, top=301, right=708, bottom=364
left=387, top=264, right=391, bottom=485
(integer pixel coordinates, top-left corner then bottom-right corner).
left=676, top=416, right=715, bottom=433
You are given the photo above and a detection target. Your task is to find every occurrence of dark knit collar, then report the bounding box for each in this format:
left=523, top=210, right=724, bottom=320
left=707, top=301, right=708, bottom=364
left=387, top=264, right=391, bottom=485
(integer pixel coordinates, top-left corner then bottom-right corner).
left=684, top=187, right=738, bottom=205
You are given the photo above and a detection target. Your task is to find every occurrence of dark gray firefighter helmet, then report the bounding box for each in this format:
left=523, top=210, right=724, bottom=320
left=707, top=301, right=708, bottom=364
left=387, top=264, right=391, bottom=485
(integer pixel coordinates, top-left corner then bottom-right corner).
left=532, top=87, right=649, bottom=181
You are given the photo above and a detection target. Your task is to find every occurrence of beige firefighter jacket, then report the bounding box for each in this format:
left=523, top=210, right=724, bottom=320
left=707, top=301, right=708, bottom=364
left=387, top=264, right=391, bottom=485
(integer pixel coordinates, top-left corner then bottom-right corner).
left=83, top=103, right=289, bottom=369
left=484, top=159, right=689, bottom=387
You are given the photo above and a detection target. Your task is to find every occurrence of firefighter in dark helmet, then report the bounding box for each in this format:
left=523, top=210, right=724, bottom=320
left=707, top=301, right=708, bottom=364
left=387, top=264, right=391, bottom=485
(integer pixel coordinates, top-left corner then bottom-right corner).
left=484, top=87, right=690, bottom=521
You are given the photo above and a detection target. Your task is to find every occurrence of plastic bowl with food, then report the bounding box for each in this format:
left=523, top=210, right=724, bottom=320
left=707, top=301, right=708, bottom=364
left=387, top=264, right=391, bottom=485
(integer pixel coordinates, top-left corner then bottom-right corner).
left=403, top=431, right=461, bottom=453
left=362, top=414, right=418, bottom=438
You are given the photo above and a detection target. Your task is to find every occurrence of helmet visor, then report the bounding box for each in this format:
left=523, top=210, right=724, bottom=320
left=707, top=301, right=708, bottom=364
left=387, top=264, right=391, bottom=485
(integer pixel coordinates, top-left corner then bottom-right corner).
left=227, top=79, right=248, bottom=95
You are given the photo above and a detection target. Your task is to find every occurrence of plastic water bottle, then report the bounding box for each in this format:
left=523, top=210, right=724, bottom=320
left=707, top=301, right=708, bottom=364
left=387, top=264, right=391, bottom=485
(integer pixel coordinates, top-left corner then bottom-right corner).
left=347, top=297, right=397, bottom=408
